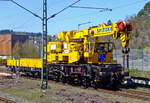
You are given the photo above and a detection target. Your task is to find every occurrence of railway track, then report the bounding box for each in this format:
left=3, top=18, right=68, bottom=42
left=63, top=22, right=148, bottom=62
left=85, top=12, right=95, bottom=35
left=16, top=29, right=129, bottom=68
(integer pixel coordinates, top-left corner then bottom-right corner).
left=96, top=88, right=150, bottom=101
left=22, top=76, right=150, bottom=101
left=129, top=76, right=150, bottom=87
left=2, top=68, right=150, bottom=102
left=0, top=97, right=16, bottom=103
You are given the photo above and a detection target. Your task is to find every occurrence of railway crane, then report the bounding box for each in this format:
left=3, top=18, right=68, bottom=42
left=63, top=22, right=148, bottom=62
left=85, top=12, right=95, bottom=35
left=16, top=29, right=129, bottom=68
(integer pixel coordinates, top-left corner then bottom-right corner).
left=7, top=20, right=132, bottom=88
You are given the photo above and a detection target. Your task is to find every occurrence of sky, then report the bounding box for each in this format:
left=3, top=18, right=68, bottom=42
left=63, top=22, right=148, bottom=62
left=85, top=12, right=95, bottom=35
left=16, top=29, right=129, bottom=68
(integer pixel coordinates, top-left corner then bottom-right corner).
left=0, top=0, right=149, bottom=35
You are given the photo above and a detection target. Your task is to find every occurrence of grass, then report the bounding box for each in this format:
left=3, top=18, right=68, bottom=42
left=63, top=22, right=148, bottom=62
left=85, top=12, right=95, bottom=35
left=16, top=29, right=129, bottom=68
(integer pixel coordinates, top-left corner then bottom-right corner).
left=0, top=80, right=64, bottom=103
left=129, top=68, right=150, bottom=78
left=0, top=78, right=149, bottom=103
left=4, top=88, right=43, bottom=101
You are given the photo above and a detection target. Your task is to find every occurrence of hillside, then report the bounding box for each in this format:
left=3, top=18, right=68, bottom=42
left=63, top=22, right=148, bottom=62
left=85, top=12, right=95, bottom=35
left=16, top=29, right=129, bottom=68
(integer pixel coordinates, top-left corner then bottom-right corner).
left=129, top=16, right=150, bottom=49
left=0, top=29, right=42, bottom=37
left=128, top=2, right=150, bottom=49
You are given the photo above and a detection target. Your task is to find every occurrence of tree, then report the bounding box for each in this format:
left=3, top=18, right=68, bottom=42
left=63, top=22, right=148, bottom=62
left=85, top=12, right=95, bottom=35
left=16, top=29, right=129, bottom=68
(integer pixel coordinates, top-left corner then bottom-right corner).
left=12, top=42, right=22, bottom=59
left=137, top=2, right=150, bottom=17
left=0, top=29, right=13, bottom=34
left=12, top=40, right=40, bottom=59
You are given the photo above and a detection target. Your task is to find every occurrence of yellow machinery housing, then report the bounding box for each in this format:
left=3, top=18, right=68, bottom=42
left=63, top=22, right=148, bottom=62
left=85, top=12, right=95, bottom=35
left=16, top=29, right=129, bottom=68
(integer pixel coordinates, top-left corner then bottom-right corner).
left=19, top=58, right=42, bottom=68
left=47, top=21, right=132, bottom=64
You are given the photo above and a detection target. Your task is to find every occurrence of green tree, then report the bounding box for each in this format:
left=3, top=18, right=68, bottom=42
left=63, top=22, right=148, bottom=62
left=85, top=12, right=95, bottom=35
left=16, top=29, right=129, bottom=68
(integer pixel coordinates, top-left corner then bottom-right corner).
left=137, top=2, right=150, bottom=17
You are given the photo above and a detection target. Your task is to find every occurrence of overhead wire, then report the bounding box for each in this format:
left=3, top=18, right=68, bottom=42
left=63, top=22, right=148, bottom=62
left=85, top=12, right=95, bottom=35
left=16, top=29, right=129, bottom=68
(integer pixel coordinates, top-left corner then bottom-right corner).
left=50, top=0, right=149, bottom=23
left=0, top=0, right=42, bottom=31
left=48, top=0, right=68, bottom=7
left=10, top=0, right=42, bottom=20
left=49, top=0, right=148, bottom=34
left=47, top=0, right=68, bottom=15
left=47, top=0, right=81, bottom=20
left=1, top=0, right=81, bottom=31
left=0, top=0, right=10, bottom=1
left=1, top=0, right=148, bottom=32
left=70, top=6, right=111, bottom=10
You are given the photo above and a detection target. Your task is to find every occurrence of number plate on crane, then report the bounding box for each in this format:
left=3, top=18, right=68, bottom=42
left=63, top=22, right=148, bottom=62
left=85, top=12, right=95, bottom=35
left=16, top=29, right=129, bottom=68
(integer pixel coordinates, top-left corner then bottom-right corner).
left=99, top=54, right=106, bottom=62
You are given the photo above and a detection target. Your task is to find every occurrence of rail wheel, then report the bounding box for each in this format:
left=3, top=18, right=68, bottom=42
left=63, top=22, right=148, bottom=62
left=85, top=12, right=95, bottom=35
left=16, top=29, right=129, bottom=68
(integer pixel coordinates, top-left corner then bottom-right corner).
left=112, top=75, right=122, bottom=90
left=92, top=76, right=99, bottom=89
left=93, top=81, right=98, bottom=89
left=82, top=76, right=89, bottom=88
left=62, top=75, right=67, bottom=83
left=55, top=71, right=60, bottom=82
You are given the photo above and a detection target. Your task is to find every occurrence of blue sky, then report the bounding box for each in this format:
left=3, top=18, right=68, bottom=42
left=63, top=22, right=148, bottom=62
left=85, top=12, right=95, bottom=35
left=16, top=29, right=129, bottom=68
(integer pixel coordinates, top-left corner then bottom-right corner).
left=0, top=0, right=149, bottom=35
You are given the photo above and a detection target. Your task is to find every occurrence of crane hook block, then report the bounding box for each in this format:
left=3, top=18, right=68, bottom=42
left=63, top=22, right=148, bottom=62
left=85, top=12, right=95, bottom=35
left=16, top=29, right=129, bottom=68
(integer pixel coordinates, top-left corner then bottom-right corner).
left=117, top=21, right=132, bottom=31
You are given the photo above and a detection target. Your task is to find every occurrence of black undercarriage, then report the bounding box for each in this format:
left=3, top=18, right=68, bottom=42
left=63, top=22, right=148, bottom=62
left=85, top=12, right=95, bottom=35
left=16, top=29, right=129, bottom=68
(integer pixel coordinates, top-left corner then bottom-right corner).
left=8, top=63, right=128, bottom=89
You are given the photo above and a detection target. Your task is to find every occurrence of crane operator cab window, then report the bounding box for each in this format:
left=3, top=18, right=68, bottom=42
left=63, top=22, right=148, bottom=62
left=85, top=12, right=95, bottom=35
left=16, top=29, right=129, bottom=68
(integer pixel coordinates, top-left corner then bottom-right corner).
left=85, top=43, right=94, bottom=53
left=94, top=42, right=113, bottom=53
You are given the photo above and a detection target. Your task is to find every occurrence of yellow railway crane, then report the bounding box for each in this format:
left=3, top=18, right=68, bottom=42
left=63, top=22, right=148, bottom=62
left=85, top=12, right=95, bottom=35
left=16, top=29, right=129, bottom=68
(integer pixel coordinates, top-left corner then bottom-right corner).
left=46, top=20, right=132, bottom=88
left=48, top=21, right=131, bottom=64
left=7, top=21, right=132, bottom=88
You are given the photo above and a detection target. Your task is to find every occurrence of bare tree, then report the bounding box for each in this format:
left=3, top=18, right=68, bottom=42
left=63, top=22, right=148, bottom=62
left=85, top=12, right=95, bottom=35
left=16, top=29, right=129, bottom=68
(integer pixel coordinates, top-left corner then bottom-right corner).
left=12, top=40, right=40, bottom=59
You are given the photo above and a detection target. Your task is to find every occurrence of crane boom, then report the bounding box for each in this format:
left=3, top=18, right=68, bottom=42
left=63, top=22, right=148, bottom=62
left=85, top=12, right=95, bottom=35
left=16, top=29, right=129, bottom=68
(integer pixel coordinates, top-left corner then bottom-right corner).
left=58, top=21, right=132, bottom=53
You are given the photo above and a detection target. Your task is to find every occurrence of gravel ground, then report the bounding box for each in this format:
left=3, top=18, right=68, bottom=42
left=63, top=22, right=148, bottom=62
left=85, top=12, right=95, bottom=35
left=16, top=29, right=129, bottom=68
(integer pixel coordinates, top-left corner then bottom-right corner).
left=0, top=77, right=149, bottom=103
left=0, top=78, right=114, bottom=103
left=52, top=88, right=114, bottom=103
left=0, top=78, right=34, bottom=103
left=0, top=68, right=150, bottom=103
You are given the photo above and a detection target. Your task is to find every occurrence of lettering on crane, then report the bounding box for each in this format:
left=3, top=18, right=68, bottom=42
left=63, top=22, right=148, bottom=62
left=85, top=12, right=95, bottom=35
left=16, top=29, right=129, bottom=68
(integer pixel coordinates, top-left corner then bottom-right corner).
left=97, top=27, right=112, bottom=33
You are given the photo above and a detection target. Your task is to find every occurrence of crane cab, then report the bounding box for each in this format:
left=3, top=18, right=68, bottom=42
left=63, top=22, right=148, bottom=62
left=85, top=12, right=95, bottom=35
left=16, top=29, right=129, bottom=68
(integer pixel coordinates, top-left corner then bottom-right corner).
left=84, top=42, right=117, bottom=64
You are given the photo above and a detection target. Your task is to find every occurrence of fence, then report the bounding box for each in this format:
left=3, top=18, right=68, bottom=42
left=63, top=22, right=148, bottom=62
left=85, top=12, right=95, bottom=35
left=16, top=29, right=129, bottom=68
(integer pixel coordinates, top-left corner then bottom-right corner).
left=113, top=49, right=150, bottom=71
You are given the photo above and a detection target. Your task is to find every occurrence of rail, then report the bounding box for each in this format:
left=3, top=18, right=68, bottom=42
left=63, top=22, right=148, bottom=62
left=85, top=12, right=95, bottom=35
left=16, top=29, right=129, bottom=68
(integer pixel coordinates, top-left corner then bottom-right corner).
left=0, top=97, right=16, bottom=103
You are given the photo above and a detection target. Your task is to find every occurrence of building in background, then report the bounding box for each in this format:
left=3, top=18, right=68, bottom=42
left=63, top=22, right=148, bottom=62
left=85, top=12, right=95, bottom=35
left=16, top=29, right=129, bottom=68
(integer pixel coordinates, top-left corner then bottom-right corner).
left=0, top=34, right=29, bottom=58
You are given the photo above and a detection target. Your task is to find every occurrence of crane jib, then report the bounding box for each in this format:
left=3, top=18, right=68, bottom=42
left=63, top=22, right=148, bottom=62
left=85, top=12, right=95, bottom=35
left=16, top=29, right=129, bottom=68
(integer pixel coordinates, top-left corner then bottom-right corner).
left=97, top=27, right=112, bottom=33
